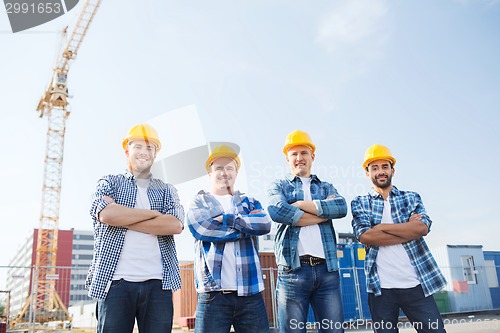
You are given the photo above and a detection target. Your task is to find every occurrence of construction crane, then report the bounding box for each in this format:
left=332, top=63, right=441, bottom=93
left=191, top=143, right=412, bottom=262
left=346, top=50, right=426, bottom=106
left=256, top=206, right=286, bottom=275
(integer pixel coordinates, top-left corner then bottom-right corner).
left=11, top=0, right=101, bottom=328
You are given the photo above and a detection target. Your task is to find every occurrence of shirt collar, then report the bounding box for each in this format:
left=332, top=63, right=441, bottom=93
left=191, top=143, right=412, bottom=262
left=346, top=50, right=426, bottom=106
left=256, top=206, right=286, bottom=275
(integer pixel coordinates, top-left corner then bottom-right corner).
left=198, top=189, right=244, bottom=198
left=369, top=185, right=400, bottom=198
left=286, top=173, right=321, bottom=182
left=124, top=169, right=153, bottom=181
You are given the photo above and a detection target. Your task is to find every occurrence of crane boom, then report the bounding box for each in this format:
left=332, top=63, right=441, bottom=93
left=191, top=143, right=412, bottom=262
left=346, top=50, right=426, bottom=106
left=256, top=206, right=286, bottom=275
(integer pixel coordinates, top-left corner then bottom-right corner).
left=37, top=0, right=101, bottom=117
left=12, top=0, right=101, bottom=327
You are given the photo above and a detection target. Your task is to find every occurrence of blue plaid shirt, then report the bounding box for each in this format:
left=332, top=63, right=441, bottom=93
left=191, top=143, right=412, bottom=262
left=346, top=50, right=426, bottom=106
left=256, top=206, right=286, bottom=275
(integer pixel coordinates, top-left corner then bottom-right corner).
left=86, top=170, right=184, bottom=300
left=351, top=186, right=446, bottom=297
left=186, top=190, right=272, bottom=296
left=267, top=174, right=347, bottom=271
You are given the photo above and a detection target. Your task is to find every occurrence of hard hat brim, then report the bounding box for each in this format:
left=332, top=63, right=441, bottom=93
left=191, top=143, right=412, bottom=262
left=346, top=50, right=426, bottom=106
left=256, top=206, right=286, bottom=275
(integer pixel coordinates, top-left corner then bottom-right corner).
left=283, top=143, right=316, bottom=155
left=363, top=156, right=396, bottom=170
left=205, top=153, right=241, bottom=172
left=122, top=137, right=161, bottom=152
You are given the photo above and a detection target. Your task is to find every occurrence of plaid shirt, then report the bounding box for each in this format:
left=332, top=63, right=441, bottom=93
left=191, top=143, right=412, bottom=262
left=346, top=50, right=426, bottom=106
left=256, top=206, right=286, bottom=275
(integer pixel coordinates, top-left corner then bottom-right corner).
left=267, top=174, right=347, bottom=271
left=351, top=186, right=446, bottom=297
left=86, top=170, right=184, bottom=300
left=186, top=190, right=271, bottom=296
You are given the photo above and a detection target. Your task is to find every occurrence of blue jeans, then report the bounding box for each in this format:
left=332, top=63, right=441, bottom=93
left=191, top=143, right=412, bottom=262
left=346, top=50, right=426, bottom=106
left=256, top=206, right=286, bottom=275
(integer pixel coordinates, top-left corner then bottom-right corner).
left=368, top=285, right=446, bottom=333
left=194, top=291, right=269, bottom=333
left=97, top=279, right=173, bottom=333
left=277, top=263, right=344, bottom=333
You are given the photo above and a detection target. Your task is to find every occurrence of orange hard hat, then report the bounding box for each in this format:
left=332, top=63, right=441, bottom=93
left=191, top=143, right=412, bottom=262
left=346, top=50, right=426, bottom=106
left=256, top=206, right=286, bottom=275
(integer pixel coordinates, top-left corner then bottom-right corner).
left=282, top=130, right=316, bottom=155
left=362, top=144, right=396, bottom=170
left=122, top=123, right=161, bottom=152
left=205, top=145, right=241, bottom=171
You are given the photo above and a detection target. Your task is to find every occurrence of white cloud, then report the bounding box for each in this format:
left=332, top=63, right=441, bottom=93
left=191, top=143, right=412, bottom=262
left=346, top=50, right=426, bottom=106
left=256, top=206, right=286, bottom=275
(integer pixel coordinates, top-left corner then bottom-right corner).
left=316, top=0, right=389, bottom=55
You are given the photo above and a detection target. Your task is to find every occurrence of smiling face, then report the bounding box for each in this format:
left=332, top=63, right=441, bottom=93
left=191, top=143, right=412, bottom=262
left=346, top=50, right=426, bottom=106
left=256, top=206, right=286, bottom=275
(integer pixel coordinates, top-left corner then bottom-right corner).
left=286, top=145, right=315, bottom=178
left=208, top=157, right=238, bottom=195
left=366, top=159, right=395, bottom=190
left=126, top=139, right=157, bottom=178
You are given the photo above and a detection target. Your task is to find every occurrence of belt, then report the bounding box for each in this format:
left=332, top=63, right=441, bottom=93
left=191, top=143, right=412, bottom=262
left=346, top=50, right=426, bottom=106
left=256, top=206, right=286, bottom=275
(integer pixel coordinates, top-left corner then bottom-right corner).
left=218, top=290, right=237, bottom=294
left=299, top=255, right=326, bottom=266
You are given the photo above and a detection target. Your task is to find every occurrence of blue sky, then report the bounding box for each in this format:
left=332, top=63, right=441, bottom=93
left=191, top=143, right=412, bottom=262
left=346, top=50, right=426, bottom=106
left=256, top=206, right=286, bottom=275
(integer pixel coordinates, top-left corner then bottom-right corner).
left=0, top=0, right=499, bottom=284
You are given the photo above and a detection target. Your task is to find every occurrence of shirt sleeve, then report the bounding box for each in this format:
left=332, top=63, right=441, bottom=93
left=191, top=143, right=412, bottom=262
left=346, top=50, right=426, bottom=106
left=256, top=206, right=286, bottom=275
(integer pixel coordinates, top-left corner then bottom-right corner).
left=411, top=192, right=432, bottom=231
left=89, top=176, right=114, bottom=222
left=266, top=180, right=304, bottom=226
left=163, top=183, right=185, bottom=226
left=223, top=198, right=272, bottom=236
left=186, top=195, right=247, bottom=243
left=351, top=196, right=372, bottom=241
left=314, top=183, right=348, bottom=220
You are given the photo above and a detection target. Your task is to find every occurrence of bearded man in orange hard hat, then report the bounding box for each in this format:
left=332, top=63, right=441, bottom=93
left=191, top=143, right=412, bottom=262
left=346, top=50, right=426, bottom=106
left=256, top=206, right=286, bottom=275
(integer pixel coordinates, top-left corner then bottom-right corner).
left=186, top=144, right=272, bottom=333
left=351, top=144, right=447, bottom=333
left=87, top=123, right=184, bottom=333
left=267, top=130, right=348, bottom=333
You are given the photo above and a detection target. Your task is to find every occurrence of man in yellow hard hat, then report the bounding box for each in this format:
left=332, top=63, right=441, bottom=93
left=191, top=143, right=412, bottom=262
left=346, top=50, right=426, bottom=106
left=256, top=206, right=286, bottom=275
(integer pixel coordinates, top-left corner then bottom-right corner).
left=87, top=123, right=184, bottom=333
left=351, top=144, right=446, bottom=333
left=186, top=144, right=272, bottom=333
left=268, top=130, right=348, bottom=333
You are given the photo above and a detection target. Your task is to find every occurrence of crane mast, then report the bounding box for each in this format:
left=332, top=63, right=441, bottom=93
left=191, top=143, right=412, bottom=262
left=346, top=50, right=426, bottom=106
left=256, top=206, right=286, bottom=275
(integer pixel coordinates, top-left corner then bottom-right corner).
left=12, top=0, right=101, bottom=327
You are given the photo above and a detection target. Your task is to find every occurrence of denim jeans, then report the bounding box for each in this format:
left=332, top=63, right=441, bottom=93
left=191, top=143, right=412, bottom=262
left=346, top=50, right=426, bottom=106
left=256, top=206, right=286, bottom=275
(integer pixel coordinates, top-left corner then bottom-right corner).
left=368, top=285, right=446, bottom=333
left=194, top=291, right=269, bottom=333
left=277, top=263, right=344, bottom=333
left=97, top=279, right=173, bottom=333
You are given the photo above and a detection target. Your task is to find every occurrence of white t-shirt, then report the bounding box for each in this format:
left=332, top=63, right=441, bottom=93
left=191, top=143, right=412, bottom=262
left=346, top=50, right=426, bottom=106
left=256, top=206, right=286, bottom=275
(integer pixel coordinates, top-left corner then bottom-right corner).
left=297, top=177, right=325, bottom=259
left=213, top=194, right=237, bottom=291
left=113, top=178, right=163, bottom=281
left=376, top=198, right=419, bottom=289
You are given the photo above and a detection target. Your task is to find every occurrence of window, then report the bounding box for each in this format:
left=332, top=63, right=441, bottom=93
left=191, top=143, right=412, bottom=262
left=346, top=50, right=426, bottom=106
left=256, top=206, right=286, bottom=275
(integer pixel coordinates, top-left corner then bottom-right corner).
left=73, top=244, right=94, bottom=250
left=461, top=255, right=477, bottom=284
left=74, top=234, right=94, bottom=241
left=73, top=254, right=93, bottom=260
left=485, top=260, right=499, bottom=288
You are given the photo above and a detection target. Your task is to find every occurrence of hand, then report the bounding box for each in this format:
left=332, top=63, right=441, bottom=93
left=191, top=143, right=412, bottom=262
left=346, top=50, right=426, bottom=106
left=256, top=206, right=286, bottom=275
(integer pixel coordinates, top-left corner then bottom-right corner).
left=327, top=195, right=336, bottom=199
left=409, top=214, right=422, bottom=223
left=249, top=209, right=263, bottom=215
left=103, top=196, right=116, bottom=204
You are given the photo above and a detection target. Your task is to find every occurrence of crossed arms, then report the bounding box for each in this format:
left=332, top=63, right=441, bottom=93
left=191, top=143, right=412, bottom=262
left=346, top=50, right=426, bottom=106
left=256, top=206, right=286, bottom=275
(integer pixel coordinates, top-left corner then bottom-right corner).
left=99, top=196, right=183, bottom=235
left=289, top=197, right=339, bottom=226
left=90, top=178, right=183, bottom=236
left=267, top=181, right=347, bottom=226
left=351, top=196, right=430, bottom=247
left=187, top=195, right=271, bottom=243
left=357, top=214, right=428, bottom=246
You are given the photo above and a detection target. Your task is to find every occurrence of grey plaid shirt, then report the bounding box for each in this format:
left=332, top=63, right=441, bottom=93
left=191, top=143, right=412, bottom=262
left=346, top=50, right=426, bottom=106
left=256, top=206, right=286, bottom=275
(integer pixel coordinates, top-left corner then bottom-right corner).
left=86, top=170, right=184, bottom=300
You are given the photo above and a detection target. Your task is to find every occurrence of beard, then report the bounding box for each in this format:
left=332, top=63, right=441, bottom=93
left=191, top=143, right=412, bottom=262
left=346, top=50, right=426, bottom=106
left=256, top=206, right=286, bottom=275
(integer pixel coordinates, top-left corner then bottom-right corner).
left=372, top=173, right=392, bottom=189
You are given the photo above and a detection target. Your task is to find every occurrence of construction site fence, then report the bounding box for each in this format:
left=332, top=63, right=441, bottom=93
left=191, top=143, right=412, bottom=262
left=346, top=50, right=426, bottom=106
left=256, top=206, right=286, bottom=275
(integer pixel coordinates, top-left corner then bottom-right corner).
left=0, top=264, right=499, bottom=331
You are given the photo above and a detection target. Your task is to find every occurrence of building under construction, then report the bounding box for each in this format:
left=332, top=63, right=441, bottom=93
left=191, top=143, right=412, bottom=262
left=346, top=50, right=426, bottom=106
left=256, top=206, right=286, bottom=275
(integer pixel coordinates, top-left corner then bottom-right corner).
left=5, top=229, right=94, bottom=325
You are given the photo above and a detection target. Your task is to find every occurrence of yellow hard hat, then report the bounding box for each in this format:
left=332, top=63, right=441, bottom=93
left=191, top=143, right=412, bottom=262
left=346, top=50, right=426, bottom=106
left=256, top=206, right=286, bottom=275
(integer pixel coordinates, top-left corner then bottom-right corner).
left=205, top=145, right=241, bottom=171
left=363, top=144, right=396, bottom=170
left=282, top=130, right=316, bottom=155
left=122, top=123, right=161, bottom=152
